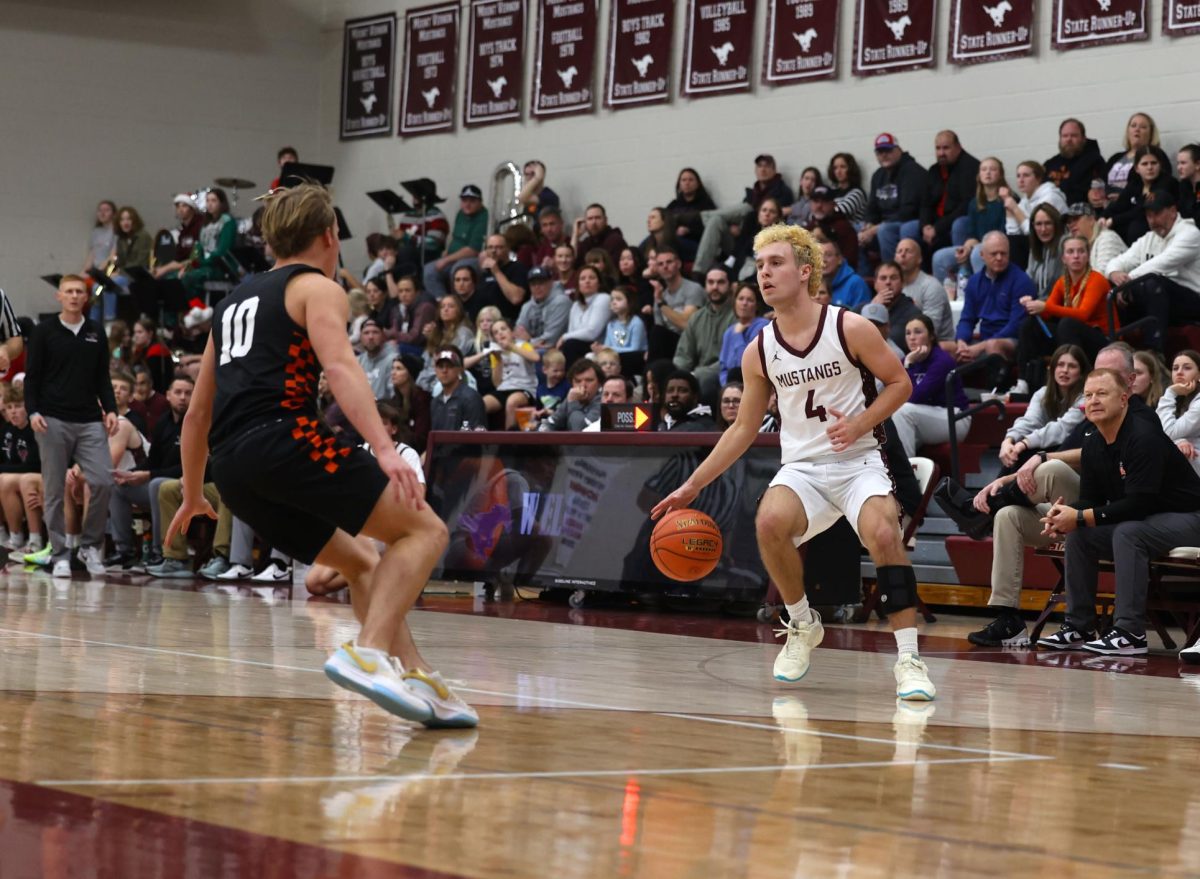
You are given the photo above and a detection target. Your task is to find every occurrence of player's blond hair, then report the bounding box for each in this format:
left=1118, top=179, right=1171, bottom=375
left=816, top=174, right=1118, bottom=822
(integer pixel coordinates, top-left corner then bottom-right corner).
left=752, top=224, right=824, bottom=297
left=259, top=183, right=336, bottom=259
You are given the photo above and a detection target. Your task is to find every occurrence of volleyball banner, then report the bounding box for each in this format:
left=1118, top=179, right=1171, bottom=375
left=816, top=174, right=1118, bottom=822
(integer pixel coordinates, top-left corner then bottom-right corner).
left=681, top=0, right=757, bottom=98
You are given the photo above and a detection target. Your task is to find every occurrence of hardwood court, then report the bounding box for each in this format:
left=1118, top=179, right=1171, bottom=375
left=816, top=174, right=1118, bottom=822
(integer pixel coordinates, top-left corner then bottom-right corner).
left=1, top=570, right=1198, bottom=878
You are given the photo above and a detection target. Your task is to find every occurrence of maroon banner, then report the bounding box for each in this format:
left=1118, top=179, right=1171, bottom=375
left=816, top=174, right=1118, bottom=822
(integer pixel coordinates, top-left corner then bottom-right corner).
left=605, top=0, right=674, bottom=108
left=1164, top=0, right=1200, bottom=36
left=948, top=0, right=1033, bottom=65
left=853, top=0, right=936, bottom=76
left=762, top=0, right=839, bottom=85
left=341, top=14, right=397, bottom=139
left=1052, top=0, right=1147, bottom=50
left=533, top=0, right=598, bottom=118
left=681, top=0, right=757, bottom=98
left=398, top=2, right=459, bottom=137
left=465, top=0, right=526, bottom=127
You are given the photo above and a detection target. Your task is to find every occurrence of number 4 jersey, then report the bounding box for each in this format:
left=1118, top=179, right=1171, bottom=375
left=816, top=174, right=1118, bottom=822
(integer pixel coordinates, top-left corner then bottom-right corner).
left=209, top=264, right=326, bottom=451
left=757, top=304, right=884, bottom=465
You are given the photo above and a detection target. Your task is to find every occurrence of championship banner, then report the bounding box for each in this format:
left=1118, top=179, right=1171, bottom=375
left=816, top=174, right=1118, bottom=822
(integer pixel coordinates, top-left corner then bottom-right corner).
left=465, top=0, right=526, bottom=127
left=948, top=0, right=1033, bottom=65
left=762, top=0, right=839, bottom=86
left=1163, top=0, right=1200, bottom=36
left=398, top=2, right=459, bottom=137
left=341, top=14, right=396, bottom=139
left=852, top=0, right=936, bottom=77
left=1052, top=0, right=1147, bottom=50
left=604, top=0, right=674, bottom=109
left=681, top=0, right=757, bottom=98
left=532, top=0, right=598, bottom=118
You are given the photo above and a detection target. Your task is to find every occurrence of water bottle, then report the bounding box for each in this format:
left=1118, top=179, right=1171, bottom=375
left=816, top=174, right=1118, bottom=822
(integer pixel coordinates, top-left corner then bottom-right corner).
left=943, top=274, right=957, bottom=301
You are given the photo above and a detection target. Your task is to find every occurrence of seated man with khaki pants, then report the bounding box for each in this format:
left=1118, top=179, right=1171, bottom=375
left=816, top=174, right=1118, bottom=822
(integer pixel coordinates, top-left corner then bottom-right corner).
left=152, top=478, right=232, bottom=578
left=964, top=344, right=1155, bottom=646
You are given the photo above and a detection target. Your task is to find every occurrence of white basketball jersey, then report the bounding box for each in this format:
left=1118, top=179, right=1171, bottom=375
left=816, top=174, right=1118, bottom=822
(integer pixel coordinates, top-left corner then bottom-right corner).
left=757, top=305, right=883, bottom=465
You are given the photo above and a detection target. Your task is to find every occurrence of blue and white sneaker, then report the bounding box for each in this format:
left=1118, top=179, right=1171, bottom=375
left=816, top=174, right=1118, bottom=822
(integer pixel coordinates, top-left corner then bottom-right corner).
left=894, top=654, right=936, bottom=701
left=323, top=642, right=432, bottom=724
left=773, top=610, right=824, bottom=682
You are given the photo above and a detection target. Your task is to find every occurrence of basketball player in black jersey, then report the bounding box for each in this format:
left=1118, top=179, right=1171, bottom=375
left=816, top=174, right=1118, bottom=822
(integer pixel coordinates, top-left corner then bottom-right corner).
left=166, top=184, right=476, bottom=728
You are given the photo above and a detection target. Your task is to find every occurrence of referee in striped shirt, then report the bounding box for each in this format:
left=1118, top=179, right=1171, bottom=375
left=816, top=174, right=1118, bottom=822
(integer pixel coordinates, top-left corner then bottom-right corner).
left=0, top=288, right=22, bottom=373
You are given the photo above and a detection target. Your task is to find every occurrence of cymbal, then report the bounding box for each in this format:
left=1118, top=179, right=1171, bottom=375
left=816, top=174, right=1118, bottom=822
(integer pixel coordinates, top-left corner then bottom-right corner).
left=214, top=177, right=256, bottom=189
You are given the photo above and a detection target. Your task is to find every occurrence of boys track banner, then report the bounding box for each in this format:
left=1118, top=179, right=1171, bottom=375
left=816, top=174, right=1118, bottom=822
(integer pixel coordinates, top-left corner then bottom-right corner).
left=1051, top=0, right=1148, bottom=49
left=605, top=0, right=674, bottom=108
left=341, top=13, right=396, bottom=139
left=465, top=0, right=526, bottom=127
left=853, top=0, right=936, bottom=76
left=681, top=0, right=757, bottom=98
left=532, top=0, right=598, bottom=118
left=762, top=0, right=839, bottom=85
left=947, top=0, right=1033, bottom=65
left=398, top=2, right=460, bottom=136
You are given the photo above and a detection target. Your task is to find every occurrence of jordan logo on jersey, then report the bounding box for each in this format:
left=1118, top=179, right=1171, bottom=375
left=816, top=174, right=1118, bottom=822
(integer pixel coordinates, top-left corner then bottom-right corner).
left=774, top=360, right=843, bottom=388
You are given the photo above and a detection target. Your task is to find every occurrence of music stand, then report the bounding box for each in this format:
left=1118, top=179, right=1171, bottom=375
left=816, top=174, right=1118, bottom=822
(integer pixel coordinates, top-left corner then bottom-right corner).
left=400, top=178, right=446, bottom=270
left=40, top=274, right=63, bottom=289
left=367, top=190, right=413, bottom=215
left=125, top=266, right=156, bottom=284
left=334, top=207, right=352, bottom=241
left=86, top=268, right=123, bottom=293
left=279, top=162, right=335, bottom=189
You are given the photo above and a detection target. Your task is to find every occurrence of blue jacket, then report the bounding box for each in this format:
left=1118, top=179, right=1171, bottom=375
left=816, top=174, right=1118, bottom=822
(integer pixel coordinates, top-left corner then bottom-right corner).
left=829, top=261, right=871, bottom=311
left=956, top=264, right=1035, bottom=342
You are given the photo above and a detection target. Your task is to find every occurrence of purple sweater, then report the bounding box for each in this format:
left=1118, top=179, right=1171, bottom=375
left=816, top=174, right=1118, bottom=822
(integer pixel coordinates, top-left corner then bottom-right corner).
left=907, top=346, right=968, bottom=410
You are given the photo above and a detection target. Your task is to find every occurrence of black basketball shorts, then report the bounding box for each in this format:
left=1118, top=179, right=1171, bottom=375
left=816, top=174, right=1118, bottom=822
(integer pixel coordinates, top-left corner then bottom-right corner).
left=211, top=416, right=390, bottom=563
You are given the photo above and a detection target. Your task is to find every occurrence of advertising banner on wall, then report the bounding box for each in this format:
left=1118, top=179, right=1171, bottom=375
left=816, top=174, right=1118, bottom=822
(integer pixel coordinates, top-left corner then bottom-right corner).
left=762, top=0, right=839, bottom=85
left=604, top=0, right=675, bottom=109
left=852, top=0, right=936, bottom=77
left=681, top=0, right=757, bottom=98
left=465, top=0, right=526, bottom=127
left=947, top=0, right=1033, bottom=65
left=398, top=2, right=459, bottom=137
left=341, top=13, right=396, bottom=139
left=532, top=0, right=598, bottom=117
left=1052, top=0, right=1147, bottom=50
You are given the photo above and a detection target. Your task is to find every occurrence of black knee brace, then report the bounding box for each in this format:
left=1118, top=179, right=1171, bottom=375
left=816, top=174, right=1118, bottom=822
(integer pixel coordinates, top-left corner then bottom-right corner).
left=876, top=565, right=917, bottom=616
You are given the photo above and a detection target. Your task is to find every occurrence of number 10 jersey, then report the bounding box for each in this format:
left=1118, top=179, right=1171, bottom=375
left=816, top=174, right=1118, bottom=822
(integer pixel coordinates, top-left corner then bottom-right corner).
left=757, top=304, right=884, bottom=465
left=209, top=263, right=326, bottom=451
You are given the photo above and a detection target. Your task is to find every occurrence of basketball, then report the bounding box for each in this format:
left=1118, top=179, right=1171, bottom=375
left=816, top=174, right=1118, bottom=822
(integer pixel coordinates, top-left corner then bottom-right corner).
left=650, top=509, right=724, bottom=582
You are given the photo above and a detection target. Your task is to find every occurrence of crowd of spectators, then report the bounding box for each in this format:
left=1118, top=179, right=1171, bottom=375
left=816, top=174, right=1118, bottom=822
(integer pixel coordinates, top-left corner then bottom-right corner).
left=0, top=116, right=1197, bottom=664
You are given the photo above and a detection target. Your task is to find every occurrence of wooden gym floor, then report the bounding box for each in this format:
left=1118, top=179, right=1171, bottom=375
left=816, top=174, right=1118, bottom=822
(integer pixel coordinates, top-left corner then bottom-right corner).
left=1, top=569, right=1198, bottom=878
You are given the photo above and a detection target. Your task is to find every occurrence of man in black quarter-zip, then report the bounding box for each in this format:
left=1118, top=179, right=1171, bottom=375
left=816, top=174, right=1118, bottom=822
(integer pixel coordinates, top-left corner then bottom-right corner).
left=24, top=274, right=119, bottom=578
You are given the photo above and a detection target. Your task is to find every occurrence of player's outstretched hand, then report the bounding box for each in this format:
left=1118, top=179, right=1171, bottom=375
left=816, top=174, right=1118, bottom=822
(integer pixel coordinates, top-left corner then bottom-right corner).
left=378, top=449, right=425, bottom=509
left=825, top=408, right=862, bottom=453
left=650, top=482, right=699, bottom=521
left=165, top=495, right=218, bottom=546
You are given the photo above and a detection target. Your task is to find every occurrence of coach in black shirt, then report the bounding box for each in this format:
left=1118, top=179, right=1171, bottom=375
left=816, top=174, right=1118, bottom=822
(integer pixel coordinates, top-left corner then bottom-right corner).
left=25, top=275, right=118, bottom=574
left=1038, top=367, right=1200, bottom=655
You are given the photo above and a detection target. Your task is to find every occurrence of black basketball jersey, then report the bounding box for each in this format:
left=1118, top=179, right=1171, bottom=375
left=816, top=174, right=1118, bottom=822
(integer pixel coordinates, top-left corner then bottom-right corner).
left=209, top=264, right=325, bottom=450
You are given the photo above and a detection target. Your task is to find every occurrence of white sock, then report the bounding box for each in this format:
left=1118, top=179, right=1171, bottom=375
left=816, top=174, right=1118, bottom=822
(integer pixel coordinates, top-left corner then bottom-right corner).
left=894, top=627, right=919, bottom=657
left=785, top=595, right=813, bottom=624
left=66, top=533, right=80, bottom=549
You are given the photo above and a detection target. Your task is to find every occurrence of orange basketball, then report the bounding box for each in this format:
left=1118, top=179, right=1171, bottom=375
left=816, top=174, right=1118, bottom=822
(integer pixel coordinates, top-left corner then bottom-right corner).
left=650, top=509, right=724, bottom=582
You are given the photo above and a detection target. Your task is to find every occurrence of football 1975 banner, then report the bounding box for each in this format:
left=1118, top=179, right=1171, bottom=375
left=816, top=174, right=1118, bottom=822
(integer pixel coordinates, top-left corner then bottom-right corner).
left=1164, top=0, right=1200, bottom=35
left=341, top=14, right=396, bottom=139
left=398, top=2, right=460, bottom=137
left=532, top=0, right=598, bottom=118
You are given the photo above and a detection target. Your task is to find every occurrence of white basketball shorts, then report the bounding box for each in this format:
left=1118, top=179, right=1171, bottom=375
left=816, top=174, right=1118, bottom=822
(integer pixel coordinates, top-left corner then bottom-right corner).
left=767, top=451, right=895, bottom=545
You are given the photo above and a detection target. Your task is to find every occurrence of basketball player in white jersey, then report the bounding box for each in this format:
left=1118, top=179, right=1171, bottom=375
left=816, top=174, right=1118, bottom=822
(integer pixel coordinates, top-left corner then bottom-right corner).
left=652, top=225, right=936, bottom=700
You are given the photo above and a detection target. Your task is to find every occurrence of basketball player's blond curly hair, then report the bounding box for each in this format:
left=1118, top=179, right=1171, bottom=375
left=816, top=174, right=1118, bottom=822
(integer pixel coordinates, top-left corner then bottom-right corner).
left=752, top=224, right=824, bottom=298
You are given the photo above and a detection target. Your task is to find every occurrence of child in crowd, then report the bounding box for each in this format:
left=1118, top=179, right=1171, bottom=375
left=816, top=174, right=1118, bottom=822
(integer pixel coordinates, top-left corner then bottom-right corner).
left=533, top=348, right=569, bottom=425
left=593, top=347, right=621, bottom=379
